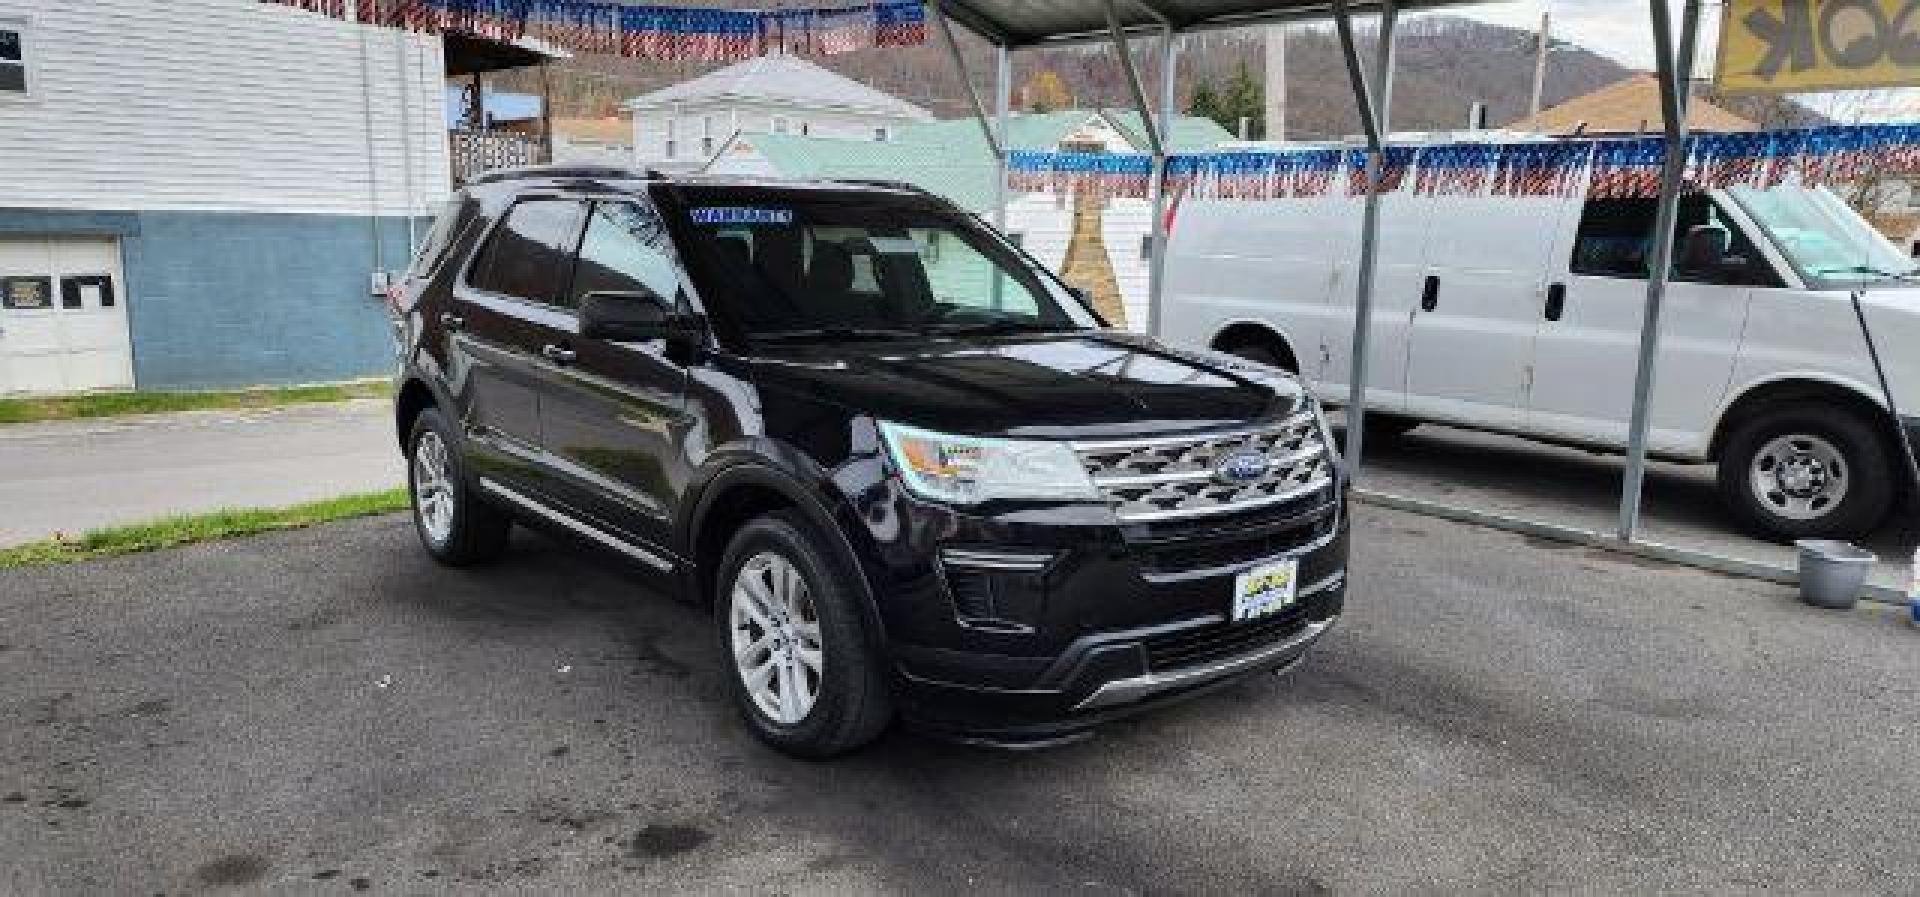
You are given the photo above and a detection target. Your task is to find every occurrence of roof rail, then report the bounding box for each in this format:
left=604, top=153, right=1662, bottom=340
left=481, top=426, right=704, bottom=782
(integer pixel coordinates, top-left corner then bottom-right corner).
left=468, top=164, right=655, bottom=186
left=828, top=178, right=928, bottom=194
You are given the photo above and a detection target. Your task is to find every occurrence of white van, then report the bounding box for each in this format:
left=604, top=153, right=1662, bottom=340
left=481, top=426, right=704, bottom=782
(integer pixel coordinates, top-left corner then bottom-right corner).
left=1162, top=161, right=1920, bottom=540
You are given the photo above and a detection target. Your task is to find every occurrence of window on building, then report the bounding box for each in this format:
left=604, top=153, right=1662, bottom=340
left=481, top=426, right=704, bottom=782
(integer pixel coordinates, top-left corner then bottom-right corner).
left=702, top=116, right=714, bottom=155
left=0, top=20, right=29, bottom=96
left=571, top=201, right=681, bottom=307
left=468, top=200, right=588, bottom=307
left=874, top=126, right=891, bottom=142
left=772, top=116, right=791, bottom=135
left=1140, top=233, right=1154, bottom=261
left=664, top=119, right=677, bottom=159
left=799, top=122, right=810, bottom=136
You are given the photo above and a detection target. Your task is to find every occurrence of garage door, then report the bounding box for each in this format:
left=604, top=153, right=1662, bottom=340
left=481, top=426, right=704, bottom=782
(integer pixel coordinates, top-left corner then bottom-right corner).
left=0, top=237, right=134, bottom=394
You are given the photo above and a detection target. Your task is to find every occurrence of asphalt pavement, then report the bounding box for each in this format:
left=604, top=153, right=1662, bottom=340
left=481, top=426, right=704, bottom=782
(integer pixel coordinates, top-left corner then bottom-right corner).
left=3, top=506, right=1916, bottom=894
left=0, top=401, right=403, bottom=546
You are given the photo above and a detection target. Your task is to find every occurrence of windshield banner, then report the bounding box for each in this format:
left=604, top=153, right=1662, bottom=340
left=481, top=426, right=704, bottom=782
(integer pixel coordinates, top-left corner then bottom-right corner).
left=1006, top=123, right=1920, bottom=202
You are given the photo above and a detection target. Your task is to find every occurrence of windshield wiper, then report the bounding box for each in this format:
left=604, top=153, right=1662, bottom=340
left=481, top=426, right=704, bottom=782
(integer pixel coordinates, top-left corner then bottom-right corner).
left=752, top=326, right=923, bottom=343
left=927, top=320, right=1070, bottom=336
left=1810, top=264, right=1920, bottom=280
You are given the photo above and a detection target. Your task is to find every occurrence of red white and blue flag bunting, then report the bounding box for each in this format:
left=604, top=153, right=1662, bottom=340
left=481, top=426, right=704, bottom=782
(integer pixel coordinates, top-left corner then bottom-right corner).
left=262, top=0, right=926, bottom=60
left=1007, top=124, right=1920, bottom=203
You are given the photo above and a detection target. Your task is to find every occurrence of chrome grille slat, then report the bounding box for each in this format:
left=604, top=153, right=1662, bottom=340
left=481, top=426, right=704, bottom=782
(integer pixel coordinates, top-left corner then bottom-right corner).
left=1073, top=413, right=1335, bottom=523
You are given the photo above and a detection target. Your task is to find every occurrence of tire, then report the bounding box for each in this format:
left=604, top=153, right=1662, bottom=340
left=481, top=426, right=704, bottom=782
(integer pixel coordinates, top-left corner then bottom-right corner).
left=1717, top=402, right=1895, bottom=541
left=407, top=407, right=512, bottom=566
left=715, top=511, right=892, bottom=758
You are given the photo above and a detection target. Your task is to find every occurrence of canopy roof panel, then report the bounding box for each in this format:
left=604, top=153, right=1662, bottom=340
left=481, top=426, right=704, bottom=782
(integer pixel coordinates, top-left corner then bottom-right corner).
left=937, top=0, right=1494, bottom=47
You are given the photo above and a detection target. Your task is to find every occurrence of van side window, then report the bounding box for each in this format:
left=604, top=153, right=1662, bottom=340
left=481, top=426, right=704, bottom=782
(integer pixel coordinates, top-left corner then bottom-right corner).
left=468, top=199, right=588, bottom=306
left=571, top=201, right=681, bottom=307
left=1570, top=196, right=1781, bottom=287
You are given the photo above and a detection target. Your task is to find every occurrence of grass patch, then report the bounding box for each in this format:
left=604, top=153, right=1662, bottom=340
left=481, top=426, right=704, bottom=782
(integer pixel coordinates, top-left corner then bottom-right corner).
left=0, top=489, right=410, bottom=569
left=0, top=380, right=391, bottom=425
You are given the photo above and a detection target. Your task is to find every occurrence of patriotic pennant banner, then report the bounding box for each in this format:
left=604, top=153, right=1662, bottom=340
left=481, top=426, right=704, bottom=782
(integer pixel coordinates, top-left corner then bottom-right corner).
left=1007, top=123, right=1920, bottom=203
left=262, top=0, right=926, bottom=60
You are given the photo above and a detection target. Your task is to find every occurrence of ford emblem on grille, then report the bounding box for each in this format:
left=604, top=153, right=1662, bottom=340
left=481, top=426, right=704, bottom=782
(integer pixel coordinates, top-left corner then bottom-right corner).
left=1214, top=450, right=1271, bottom=484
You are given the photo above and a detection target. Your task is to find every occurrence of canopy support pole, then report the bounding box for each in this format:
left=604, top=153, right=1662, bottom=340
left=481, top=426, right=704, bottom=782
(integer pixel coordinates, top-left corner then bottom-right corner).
left=1618, top=0, right=1701, bottom=542
left=931, top=3, right=1003, bottom=163
left=1146, top=26, right=1176, bottom=337
left=1333, top=0, right=1395, bottom=479
left=994, top=43, right=1011, bottom=231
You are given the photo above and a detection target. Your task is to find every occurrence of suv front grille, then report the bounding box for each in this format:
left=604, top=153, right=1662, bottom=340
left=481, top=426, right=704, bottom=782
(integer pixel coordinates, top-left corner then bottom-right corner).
left=1071, top=412, right=1335, bottom=523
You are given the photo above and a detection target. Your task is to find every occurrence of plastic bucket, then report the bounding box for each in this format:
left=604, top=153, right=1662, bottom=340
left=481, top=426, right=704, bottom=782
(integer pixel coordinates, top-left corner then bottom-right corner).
left=1795, top=540, right=1875, bottom=610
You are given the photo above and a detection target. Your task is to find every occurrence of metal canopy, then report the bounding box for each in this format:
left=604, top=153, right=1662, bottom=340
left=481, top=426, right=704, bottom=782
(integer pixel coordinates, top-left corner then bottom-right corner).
left=938, top=0, right=1482, bottom=46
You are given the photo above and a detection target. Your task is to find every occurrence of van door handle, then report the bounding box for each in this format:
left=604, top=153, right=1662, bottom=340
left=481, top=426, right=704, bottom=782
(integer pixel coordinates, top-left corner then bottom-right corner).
left=1544, top=283, right=1567, bottom=321
left=439, top=312, right=464, bottom=331
left=1420, top=275, right=1440, bottom=312
left=541, top=344, right=577, bottom=365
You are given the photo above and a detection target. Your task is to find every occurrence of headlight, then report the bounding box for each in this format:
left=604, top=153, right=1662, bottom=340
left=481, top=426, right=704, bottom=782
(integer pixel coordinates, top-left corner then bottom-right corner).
left=877, top=420, right=1099, bottom=504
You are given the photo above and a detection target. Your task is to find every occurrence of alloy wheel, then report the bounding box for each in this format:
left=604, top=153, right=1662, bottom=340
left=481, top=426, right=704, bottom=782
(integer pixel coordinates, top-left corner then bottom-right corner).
left=729, top=551, right=825, bottom=725
left=412, top=429, right=456, bottom=545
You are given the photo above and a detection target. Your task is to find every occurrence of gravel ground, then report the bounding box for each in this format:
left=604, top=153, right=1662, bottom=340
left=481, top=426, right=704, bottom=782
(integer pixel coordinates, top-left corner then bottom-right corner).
left=2, top=506, right=1917, bottom=894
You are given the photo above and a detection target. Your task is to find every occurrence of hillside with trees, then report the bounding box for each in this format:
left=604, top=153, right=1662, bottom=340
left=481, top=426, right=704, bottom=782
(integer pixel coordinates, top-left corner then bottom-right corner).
left=503, top=15, right=1812, bottom=139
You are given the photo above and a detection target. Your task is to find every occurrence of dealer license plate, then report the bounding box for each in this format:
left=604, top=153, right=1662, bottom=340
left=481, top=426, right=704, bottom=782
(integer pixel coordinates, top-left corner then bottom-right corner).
left=1232, top=558, right=1300, bottom=622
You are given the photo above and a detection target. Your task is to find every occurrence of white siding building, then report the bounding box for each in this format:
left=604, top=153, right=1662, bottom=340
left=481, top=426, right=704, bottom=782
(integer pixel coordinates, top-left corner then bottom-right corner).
left=0, top=0, right=514, bottom=392
left=623, top=53, right=932, bottom=173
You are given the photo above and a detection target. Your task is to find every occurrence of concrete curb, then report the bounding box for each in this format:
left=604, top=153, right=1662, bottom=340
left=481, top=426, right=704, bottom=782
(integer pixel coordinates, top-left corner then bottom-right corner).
left=1355, top=489, right=1911, bottom=608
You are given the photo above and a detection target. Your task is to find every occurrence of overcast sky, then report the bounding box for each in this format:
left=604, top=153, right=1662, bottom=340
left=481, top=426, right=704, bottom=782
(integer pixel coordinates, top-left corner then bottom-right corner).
left=1443, top=1, right=1683, bottom=71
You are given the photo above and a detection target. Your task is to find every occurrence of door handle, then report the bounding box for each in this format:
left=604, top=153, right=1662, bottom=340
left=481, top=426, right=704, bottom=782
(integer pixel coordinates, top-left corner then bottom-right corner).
left=439, top=312, right=465, bottom=331
left=1420, top=275, right=1440, bottom=312
left=1544, top=283, right=1567, bottom=321
left=541, top=344, right=577, bottom=365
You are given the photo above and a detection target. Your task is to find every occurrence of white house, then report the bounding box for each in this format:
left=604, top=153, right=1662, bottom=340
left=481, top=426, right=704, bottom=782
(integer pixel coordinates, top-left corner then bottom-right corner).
left=708, top=109, right=1234, bottom=330
left=0, top=0, right=558, bottom=394
left=623, top=53, right=933, bottom=173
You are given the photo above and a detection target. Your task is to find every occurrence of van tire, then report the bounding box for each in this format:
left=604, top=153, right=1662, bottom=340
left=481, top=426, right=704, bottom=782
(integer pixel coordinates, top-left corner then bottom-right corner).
left=1717, top=403, right=1894, bottom=541
left=715, top=511, right=893, bottom=759
left=407, top=408, right=512, bottom=566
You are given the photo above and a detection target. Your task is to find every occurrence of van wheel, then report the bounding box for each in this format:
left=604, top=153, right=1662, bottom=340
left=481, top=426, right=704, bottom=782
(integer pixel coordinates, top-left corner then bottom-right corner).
left=1717, top=403, right=1894, bottom=541
left=407, top=408, right=511, bottom=565
left=715, top=511, right=892, bottom=758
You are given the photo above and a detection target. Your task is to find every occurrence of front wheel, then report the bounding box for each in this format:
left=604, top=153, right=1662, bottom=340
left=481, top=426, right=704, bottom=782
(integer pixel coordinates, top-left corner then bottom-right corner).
left=407, top=408, right=512, bottom=565
left=1717, top=403, right=1895, bottom=541
left=716, top=511, right=892, bottom=758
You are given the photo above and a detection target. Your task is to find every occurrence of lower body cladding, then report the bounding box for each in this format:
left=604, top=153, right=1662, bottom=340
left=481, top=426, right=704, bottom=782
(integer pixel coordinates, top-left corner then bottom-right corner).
left=859, top=486, right=1349, bottom=743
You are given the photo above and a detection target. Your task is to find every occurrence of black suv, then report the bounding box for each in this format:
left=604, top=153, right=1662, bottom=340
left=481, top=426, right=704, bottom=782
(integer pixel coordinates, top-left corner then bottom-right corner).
left=392, top=167, right=1348, bottom=756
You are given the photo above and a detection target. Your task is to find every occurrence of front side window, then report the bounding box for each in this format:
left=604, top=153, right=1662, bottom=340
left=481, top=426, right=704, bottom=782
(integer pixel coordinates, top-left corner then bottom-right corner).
left=672, top=191, right=1096, bottom=342
left=1569, top=196, right=1779, bottom=287
left=571, top=201, right=680, bottom=306
left=467, top=199, right=586, bottom=306
left=0, top=21, right=28, bottom=96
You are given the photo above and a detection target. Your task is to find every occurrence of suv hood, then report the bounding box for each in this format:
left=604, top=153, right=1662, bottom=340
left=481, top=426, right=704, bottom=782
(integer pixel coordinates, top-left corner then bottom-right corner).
left=750, top=330, right=1305, bottom=440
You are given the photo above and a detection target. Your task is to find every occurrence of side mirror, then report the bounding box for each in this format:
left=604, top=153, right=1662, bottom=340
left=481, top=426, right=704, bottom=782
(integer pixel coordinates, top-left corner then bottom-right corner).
left=579, top=288, right=683, bottom=342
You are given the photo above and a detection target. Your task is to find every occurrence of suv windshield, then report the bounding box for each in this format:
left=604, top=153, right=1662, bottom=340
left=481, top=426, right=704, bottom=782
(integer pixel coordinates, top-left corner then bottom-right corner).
left=1726, top=185, right=1919, bottom=284
left=669, top=190, right=1097, bottom=342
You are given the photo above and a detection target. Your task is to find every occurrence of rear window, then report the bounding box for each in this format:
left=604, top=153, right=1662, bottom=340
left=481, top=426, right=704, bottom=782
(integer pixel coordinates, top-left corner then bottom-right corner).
left=407, top=199, right=471, bottom=279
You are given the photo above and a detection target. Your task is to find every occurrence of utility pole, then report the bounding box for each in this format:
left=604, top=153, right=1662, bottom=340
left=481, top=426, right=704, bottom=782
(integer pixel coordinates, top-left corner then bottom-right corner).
left=1528, top=10, right=1550, bottom=121
left=1264, top=25, right=1286, bottom=142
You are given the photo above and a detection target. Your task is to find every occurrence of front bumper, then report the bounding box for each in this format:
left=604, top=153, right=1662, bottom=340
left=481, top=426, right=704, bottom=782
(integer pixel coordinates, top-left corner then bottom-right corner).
left=849, top=479, right=1350, bottom=741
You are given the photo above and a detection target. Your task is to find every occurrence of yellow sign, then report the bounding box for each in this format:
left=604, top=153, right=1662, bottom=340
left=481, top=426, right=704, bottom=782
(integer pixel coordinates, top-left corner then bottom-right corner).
left=1717, top=0, right=1920, bottom=93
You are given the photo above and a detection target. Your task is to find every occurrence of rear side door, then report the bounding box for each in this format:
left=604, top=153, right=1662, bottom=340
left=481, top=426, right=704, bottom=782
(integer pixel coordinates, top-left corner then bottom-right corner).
left=537, top=198, right=692, bottom=553
left=448, top=197, right=588, bottom=492
left=1402, top=194, right=1574, bottom=430
left=1322, top=189, right=1434, bottom=413
left=1527, top=195, right=1762, bottom=451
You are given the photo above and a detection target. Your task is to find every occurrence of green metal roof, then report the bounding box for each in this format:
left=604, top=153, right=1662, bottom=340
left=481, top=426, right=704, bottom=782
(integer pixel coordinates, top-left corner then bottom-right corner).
left=724, top=110, right=1234, bottom=212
